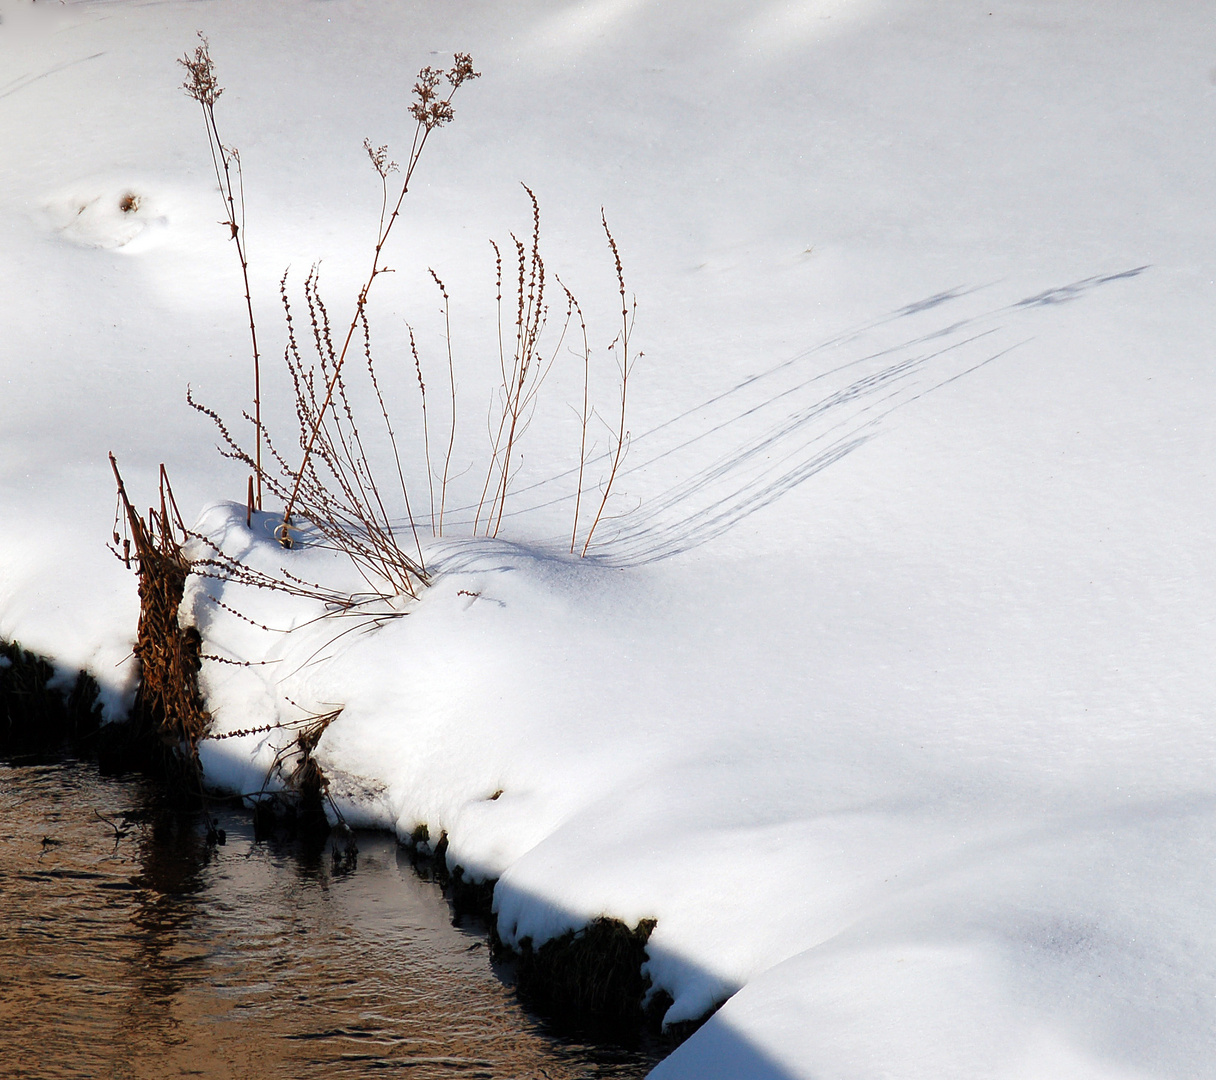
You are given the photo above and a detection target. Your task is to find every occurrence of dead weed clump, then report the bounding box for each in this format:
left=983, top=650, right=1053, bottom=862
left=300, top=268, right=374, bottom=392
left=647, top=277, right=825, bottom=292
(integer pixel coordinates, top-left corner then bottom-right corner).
left=109, top=455, right=210, bottom=778
left=207, top=705, right=358, bottom=867
left=182, top=39, right=641, bottom=612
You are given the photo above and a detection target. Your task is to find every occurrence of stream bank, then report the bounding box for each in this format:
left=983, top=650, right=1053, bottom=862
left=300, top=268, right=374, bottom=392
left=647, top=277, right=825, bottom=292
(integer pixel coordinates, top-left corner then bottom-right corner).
left=1, top=639, right=679, bottom=1070
left=0, top=753, right=662, bottom=1078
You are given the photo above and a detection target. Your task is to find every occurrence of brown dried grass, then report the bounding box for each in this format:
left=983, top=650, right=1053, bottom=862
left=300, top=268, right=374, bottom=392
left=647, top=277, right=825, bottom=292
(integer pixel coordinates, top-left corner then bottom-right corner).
left=109, top=455, right=210, bottom=762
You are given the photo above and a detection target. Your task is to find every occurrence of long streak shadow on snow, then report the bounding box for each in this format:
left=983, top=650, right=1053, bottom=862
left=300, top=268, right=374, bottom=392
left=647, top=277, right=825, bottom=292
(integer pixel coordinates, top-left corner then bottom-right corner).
left=599, top=334, right=1023, bottom=566
left=436, top=283, right=995, bottom=534
left=0, top=52, right=107, bottom=101
left=409, top=267, right=1148, bottom=563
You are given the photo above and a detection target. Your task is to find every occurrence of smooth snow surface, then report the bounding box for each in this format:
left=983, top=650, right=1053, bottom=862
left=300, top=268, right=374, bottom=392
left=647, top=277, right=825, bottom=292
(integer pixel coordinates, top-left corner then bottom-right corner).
left=4, top=2, right=1216, bottom=1076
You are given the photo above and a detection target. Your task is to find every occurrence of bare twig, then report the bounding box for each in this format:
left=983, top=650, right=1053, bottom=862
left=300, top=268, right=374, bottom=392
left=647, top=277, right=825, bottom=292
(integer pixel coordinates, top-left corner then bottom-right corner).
left=281, top=54, right=479, bottom=546
left=409, top=325, right=437, bottom=534
left=581, top=213, right=637, bottom=556
left=560, top=278, right=591, bottom=554
left=180, top=35, right=263, bottom=510
left=429, top=269, right=458, bottom=535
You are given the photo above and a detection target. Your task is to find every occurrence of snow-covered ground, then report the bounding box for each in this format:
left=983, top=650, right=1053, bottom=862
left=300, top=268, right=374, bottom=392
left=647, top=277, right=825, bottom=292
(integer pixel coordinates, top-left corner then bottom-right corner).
left=4, top=2, right=1216, bottom=1076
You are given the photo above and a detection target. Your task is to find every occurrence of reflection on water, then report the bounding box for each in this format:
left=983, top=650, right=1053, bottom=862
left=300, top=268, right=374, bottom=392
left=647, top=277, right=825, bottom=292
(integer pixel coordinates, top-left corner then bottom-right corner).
left=0, top=760, right=659, bottom=1079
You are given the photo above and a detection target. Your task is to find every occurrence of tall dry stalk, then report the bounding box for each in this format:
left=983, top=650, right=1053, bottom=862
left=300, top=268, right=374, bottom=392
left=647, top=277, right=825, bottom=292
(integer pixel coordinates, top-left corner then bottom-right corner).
left=561, top=282, right=591, bottom=554
left=280, top=53, right=479, bottom=546
left=408, top=325, right=437, bottom=534
left=428, top=269, right=458, bottom=535
left=474, top=185, right=574, bottom=537
left=179, top=35, right=263, bottom=511
left=579, top=214, right=637, bottom=556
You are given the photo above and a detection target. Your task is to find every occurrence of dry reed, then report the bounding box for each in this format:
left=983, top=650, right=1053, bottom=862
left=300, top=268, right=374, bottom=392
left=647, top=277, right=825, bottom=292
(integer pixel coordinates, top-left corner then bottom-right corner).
left=180, top=35, right=264, bottom=511
left=279, top=53, right=479, bottom=545
left=579, top=214, right=638, bottom=556
left=184, top=42, right=640, bottom=595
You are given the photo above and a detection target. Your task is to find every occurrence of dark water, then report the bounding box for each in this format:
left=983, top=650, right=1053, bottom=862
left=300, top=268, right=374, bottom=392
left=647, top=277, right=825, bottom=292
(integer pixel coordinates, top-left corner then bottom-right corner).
left=0, top=759, right=660, bottom=1079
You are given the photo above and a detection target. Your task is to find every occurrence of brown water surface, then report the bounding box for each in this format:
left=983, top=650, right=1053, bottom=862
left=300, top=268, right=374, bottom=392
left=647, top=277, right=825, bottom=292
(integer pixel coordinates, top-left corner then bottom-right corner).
left=0, top=759, right=659, bottom=1079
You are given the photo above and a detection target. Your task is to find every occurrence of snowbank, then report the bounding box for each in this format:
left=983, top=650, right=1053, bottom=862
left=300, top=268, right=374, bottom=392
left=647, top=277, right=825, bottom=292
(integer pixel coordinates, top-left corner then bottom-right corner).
left=4, top=1, right=1216, bottom=1075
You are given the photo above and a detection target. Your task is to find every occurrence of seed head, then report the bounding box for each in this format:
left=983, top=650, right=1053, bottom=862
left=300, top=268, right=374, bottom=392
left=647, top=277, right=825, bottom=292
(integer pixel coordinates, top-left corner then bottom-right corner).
left=363, top=139, right=398, bottom=178
left=409, top=53, right=479, bottom=131
left=179, top=33, right=223, bottom=106
left=448, top=52, right=479, bottom=90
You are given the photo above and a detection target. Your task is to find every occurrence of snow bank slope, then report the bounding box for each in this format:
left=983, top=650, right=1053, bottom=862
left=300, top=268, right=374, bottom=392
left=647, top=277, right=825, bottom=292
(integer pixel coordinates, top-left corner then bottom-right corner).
left=5, top=1, right=1216, bottom=1076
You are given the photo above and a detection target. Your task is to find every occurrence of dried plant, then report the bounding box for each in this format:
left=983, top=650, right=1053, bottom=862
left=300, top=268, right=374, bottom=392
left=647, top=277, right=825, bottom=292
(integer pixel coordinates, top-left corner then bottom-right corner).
left=187, top=48, right=478, bottom=600
left=463, top=196, right=638, bottom=552
left=180, top=34, right=264, bottom=510
left=279, top=52, right=479, bottom=545
left=408, top=324, right=437, bottom=533
left=190, top=265, right=429, bottom=599
left=108, top=455, right=210, bottom=762
left=563, top=282, right=592, bottom=553
left=578, top=214, right=639, bottom=555
left=474, top=185, right=574, bottom=537
left=182, top=41, right=641, bottom=611
left=428, top=268, right=458, bottom=536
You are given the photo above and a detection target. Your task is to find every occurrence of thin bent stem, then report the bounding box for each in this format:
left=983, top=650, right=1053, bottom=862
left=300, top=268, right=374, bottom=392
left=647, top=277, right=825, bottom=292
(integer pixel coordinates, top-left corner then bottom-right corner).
left=581, top=213, right=633, bottom=557
left=282, top=54, right=477, bottom=541
left=474, top=239, right=507, bottom=534
left=409, top=325, right=437, bottom=535
left=429, top=270, right=458, bottom=537
left=197, top=94, right=262, bottom=510
left=561, top=280, right=591, bottom=554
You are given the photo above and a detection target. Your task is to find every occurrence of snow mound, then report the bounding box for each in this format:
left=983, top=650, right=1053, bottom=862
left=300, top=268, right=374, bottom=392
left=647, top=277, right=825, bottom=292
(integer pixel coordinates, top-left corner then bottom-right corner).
left=43, top=181, right=170, bottom=252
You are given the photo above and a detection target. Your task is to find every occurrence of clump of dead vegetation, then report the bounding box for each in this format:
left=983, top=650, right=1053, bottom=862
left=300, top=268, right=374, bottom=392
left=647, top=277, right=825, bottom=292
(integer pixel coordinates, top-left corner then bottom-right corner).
left=109, top=455, right=209, bottom=770
left=176, top=37, right=640, bottom=611
left=107, top=35, right=644, bottom=913
left=105, top=44, right=482, bottom=797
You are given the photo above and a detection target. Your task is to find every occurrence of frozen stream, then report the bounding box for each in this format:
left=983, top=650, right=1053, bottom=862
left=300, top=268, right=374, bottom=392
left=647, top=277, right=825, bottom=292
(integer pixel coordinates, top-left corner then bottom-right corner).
left=0, top=758, right=660, bottom=1079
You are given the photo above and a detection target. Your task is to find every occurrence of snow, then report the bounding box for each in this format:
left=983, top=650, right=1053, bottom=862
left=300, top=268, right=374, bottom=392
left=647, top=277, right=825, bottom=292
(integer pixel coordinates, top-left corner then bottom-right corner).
left=5, top=1, right=1216, bottom=1076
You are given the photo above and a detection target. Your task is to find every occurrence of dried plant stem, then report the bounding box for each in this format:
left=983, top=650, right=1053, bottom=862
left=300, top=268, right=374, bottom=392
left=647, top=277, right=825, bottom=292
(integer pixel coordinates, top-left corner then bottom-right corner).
left=488, top=236, right=532, bottom=537
left=581, top=214, right=635, bottom=557
left=477, top=185, right=570, bottom=539
left=180, top=36, right=262, bottom=510
left=429, top=269, right=457, bottom=536
left=561, top=280, right=592, bottom=554
left=281, top=55, right=478, bottom=545
left=409, top=326, right=437, bottom=534
left=473, top=239, right=507, bottom=534
left=359, top=307, right=425, bottom=567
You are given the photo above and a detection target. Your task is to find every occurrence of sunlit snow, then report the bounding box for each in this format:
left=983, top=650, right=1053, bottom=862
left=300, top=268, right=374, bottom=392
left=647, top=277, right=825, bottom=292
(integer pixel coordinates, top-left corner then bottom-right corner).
left=3, top=2, right=1215, bottom=1077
